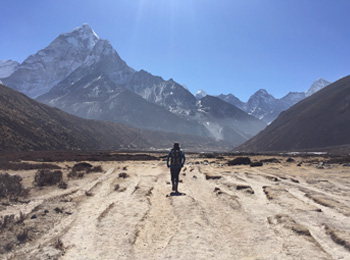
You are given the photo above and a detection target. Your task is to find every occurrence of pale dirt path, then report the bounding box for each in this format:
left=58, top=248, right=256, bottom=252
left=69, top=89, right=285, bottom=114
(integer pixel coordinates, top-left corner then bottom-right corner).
left=236, top=164, right=350, bottom=259
left=2, top=157, right=350, bottom=260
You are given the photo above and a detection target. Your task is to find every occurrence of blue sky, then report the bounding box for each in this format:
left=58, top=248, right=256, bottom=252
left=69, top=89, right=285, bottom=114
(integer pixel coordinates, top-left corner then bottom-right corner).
left=1, top=0, right=350, bottom=101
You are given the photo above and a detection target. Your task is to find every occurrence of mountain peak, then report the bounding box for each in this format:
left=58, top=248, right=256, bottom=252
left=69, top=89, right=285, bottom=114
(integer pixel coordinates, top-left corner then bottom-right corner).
left=71, top=23, right=99, bottom=39
left=306, top=78, right=330, bottom=97
left=58, top=24, right=99, bottom=50
left=251, top=89, right=274, bottom=99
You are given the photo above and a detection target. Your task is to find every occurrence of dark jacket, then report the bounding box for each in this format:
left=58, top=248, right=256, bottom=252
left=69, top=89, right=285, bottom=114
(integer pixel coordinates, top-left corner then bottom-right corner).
left=167, top=149, right=186, bottom=169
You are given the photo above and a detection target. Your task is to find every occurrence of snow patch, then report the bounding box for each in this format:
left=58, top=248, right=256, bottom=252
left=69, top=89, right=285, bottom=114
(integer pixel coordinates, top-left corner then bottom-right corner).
left=306, top=78, right=330, bottom=97
left=195, top=89, right=208, bottom=99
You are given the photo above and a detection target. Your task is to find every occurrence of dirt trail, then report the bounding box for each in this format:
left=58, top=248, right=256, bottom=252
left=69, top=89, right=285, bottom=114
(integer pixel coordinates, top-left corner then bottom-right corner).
left=2, top=156, right=350, bottom=259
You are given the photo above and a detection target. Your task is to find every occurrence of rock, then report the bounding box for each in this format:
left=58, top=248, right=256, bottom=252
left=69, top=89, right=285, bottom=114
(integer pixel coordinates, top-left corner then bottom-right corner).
left=85, top=191, right=93, bottom=196
left=290, top=178, right=300, bottom=183
left=250, top=161, right=263, bottom=167
left=54, top=207, right=63, bottom=213
left=286, top=157, right=295, bottom=162
left=214, top=187, right=221, bottom=192
left=118, top=172, right=129, bottom=178
left=260, top=158, right=281, bottom=163
left=316, top=162, right=324, bottom=169
left=205, top=173, right=221, bottom=180
left=228, top=157, right=251, bottom=166
left=236, top=185, right=255, bottom=194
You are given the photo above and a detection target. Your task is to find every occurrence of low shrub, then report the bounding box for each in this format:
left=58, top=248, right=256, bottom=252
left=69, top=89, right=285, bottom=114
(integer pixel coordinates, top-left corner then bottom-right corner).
left=0, top=173, right=28, bottom=200
left=33, top=169, right=63, bottom=187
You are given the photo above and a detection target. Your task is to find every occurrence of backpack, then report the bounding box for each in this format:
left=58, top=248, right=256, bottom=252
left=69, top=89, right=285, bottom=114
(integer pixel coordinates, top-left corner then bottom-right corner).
left=171, top=149, right=182, bottom=166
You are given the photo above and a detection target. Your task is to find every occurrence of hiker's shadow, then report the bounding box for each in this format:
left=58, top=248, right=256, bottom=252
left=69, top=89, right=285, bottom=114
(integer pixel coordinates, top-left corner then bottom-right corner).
left=166, top=192, right=186, bottom=197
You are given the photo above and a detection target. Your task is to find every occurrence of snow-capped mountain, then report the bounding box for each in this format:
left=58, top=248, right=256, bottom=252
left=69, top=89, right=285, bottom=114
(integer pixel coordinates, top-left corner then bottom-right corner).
left=243, top=89, right=281, bottom=123
left=195, top=89, right=208, bottom=99
left=0, top=60, right=19, bottom=78
left=305, top=78, right=330, bottom=97
left=121, top=71, right=197, bottom=117
left=1, top=24, right=100, bottom=98
left=218, top=89, right=286, bottom=124
left=216, top=93, right=245, bottom=110
left=218, top=78, right=331, bottom=124
left=10, top=24, right=265, bottom=145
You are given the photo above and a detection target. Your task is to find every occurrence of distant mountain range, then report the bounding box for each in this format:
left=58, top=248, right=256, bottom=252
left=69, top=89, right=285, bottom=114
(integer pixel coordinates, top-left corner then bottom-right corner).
left=1, top=24, right=265, bottom=146
left=0, top=60, right=19, bottom=78
left=217, top=78, right=331, bottom=124
left=238, top=76, right=350, bottom=152
left=0, top=83, right=231, bottom=151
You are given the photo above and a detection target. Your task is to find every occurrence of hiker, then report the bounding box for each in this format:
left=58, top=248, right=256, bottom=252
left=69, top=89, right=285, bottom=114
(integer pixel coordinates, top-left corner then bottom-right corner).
left=166, top=143, right=186, bottom=193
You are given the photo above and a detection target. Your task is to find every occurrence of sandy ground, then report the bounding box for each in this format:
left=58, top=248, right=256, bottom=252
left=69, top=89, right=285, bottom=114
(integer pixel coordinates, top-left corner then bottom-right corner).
left=1, top=154, right=350, bottom=260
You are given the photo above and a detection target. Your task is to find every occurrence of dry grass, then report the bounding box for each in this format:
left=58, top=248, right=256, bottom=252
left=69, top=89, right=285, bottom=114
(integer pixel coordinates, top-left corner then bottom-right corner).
left=0, top=212, right=32, bottom=254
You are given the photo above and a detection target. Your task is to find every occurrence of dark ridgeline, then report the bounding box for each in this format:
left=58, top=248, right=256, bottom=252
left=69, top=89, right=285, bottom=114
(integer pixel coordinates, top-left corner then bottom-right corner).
left=238, top=76, right=350, bottom=152
left=0, top=83, right=149, bottom=151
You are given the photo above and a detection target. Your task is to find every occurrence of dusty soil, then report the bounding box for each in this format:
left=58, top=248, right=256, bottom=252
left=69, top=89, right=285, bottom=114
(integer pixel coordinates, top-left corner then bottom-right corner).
left=1, top=154, right=350, bottom=260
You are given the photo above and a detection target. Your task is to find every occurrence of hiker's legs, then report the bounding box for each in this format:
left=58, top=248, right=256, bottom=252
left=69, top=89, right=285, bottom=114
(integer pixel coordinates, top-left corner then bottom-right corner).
left=170, top=168, right=176, bottom=191
left=170, top=167, right=181, bottom=193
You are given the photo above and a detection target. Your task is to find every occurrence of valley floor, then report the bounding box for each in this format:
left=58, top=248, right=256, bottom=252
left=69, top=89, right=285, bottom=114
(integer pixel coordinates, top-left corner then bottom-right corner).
left=1, top=154, right=350, bottom=259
